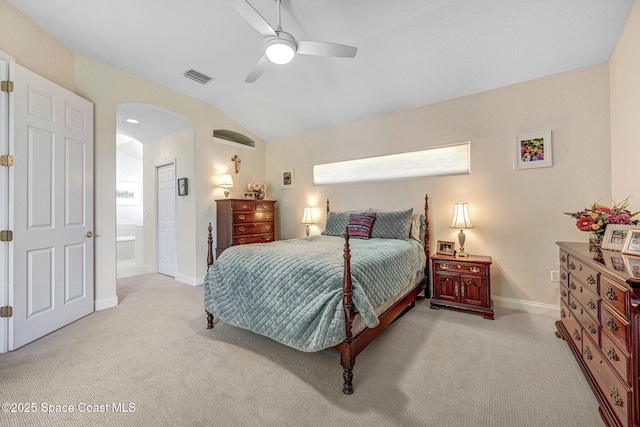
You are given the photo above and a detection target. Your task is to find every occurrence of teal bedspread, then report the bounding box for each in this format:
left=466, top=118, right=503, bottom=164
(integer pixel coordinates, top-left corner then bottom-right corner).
left=204, top=235, right=425, bottom=352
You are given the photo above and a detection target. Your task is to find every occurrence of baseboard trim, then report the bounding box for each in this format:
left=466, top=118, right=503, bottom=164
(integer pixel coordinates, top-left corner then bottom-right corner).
left=95, top=296, right=118, bottom=311
left=492, top=296, right=559, bottom=318
left=175, top=274, right=204, bottom=287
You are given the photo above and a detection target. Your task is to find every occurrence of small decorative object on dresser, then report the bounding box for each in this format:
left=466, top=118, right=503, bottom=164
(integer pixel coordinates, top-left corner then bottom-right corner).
left=215, top=199, right=276, bottom=258
left=556, top=242, right=640, bottom=427
left=247, top=181, right=266, bottom=200
left=430, top=253, right=494, bottom=319
left=436, top=240, right=455, bottom=255
left=622, top=229, right=640, bottom=256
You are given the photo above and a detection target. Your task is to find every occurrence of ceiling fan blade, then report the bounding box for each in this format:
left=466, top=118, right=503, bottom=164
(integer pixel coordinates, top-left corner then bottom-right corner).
left=296, top=41, right=357, bottom=58
left=229, top=0, right=277, bottom=37
left=245, top=55, right=271, bottom=83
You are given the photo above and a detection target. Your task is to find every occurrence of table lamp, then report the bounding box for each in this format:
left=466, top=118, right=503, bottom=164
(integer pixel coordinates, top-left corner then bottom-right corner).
left=219, top=174, right=233, bottom=198
left=301, top=207, right=314, bottom=236
left=450, top=201, right=473, bottom=258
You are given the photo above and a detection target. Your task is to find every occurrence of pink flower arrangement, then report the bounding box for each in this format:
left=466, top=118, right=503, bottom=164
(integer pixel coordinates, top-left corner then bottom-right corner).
left=564, top=197, right=640, bottom=239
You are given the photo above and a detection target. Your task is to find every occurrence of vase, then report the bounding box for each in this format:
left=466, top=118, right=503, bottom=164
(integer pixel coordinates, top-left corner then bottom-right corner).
left=254, top=190, right=265, bottom=200
left=589, top=232, right=604, bottom=252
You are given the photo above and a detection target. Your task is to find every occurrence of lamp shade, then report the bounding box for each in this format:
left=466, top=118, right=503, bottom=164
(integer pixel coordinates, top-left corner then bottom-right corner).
left=301, top=207, right=314, bottom=224
left=219, top=174, right=234, bottom=188
left=450, top=202, right=473, bottom=229
left=265, top=33, right=296, bottom=64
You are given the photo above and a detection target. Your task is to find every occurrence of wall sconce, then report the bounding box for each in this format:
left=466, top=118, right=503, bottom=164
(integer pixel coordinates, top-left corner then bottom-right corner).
left=219, top=174, right=234, bottom=198
left=301, top=207, right=314, bottom=236
left=450, top=201, right=474, bottom=258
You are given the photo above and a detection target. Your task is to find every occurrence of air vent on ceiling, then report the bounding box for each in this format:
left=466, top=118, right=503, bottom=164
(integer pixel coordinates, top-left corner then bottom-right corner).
left=184, top=69, right=213, bottom=85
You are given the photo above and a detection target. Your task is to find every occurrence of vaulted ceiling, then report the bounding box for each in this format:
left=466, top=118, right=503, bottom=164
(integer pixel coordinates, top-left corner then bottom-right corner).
left=8, top=0, right=635, bottom=142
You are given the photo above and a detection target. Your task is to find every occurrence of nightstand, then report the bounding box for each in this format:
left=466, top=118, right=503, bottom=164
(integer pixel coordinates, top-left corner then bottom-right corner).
left=430, top=253, right=494, bottom=319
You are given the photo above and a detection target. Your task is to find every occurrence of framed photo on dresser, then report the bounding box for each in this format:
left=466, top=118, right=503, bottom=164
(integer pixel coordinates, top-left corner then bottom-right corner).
left=622, top=229, right=640, bottom=256
left=602, top=224, right=633, bottom=251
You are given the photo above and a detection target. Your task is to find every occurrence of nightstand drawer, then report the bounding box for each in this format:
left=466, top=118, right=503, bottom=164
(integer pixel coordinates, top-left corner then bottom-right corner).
left=434, top=262, right=486, bottom=275
left=255, top=202, right=274, bottom=211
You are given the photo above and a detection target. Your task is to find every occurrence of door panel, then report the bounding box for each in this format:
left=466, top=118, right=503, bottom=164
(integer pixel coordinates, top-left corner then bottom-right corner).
left=11, top=64, right=94, bottom=350
left=157, top=163, right=176, bottom=277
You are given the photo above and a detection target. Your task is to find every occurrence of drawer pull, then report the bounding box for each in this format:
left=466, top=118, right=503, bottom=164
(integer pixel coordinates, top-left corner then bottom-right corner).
left=587, top=299, right=596, bottom=310
left=584, top=346, right=592, bottom=360
left=561, top=254, right=567, bottom=263
left=610, top=387, right=623, bottom=407
left=606, top=347, right=619, bottom=362
left=560, top=308, right=566, bottom=318
left=238, top=214, right=245, bottom=220
left=470, top=267, right=480, bottom=273
left=569, top=281, right=576, bottom=290
left=266, top=215, right=272, bottom=219
left=238, top=226, right=245, bottom=232
left=561, top=290, right=567, bottom=298
left=569, top=261, right=575, bottom=270
left=587, top=275, right=596, bottom=285
left=606, top=317, right=618, bottom=331
left=260, top=205, right=268, bottom=210
left=588, top=324, right=596, bottom=334
left=456, top=265, right=462, bottom=269
left=238, top=239, right=246, bottom=244
left=573, top=329, right=581, bottom=341
left=605, top=288, right=616, bottom=301
left=265, top=236, right=272, bottom=241
left=265, top=225, right=271, bottom=230
left=242, top=204, right=248, bottom=209
left=579, top=286, right=583, bottom=293
left=569, top=302, right=577, bottom=310
left=561, top=272, right=567, bottom=280
left=440, top=264, right=449, bottom=271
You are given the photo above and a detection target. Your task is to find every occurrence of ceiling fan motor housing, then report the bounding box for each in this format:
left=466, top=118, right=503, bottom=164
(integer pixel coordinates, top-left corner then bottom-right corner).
left=265, top=31, right=296, bottom=64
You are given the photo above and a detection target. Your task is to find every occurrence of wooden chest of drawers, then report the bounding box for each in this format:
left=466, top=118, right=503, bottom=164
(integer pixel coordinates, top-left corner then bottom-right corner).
left=215, top=199, right=276, bottom=258
left=556, top=242, right=640, bottom=427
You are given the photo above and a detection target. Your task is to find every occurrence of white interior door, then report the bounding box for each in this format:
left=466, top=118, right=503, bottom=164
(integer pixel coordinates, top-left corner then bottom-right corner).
left=10, top=64, right=94, bottom=350
left=157, top=163, right=175, bottom=277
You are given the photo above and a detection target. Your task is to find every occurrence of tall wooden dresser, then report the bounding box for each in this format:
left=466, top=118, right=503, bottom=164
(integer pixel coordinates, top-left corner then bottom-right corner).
left=215, top=199, right=276, bottom=259
left=556, top=242, right=640, bottom=427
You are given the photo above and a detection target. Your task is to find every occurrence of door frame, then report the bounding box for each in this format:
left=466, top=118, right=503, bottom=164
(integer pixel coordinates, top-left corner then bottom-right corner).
left=0, top=50, right=14, bottom=354
left=154, top=159, right=176, bottom=275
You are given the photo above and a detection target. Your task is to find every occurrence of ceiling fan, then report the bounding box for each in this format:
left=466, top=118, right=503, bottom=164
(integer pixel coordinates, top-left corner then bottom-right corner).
left=230, top=0, right=358, bottom=82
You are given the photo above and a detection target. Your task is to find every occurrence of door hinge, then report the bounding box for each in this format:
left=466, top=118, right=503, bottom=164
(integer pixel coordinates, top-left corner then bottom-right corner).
left=0, top=155, right=13, bottom=167
left=0, top=306, right=12, bottom=318
left=0, top=230, right=13, bottom=242
left=0, top=80, right=13, bottom=93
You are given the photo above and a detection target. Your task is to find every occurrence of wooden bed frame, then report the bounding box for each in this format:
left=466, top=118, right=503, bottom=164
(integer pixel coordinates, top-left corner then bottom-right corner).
left=205, top=194, right=430, bottom=394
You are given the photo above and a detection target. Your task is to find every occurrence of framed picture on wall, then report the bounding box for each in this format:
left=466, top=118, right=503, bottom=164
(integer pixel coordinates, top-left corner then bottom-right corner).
left=178, top=178, right=188, bottom=196
left=515, top=130, right=552, bottom=169
left=281, top=168, right=295, bottom=189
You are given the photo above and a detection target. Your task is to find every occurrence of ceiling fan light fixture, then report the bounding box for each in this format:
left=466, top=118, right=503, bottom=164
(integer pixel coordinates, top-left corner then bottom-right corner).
left=265, top=32, right=296, bottom=64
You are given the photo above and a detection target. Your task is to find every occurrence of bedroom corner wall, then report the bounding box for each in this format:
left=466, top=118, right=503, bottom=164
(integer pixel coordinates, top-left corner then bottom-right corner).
left=610, top=0, right=640, bottom=210
left=265, top=63, right=611, bottom=308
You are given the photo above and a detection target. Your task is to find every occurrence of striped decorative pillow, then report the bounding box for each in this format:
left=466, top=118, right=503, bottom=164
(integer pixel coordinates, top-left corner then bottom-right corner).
left=347, top=213, right=377, bottom=239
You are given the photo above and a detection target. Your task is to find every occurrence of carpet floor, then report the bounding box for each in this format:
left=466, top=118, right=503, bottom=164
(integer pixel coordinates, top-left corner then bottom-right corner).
left=0, top=273, right=603, bottom=426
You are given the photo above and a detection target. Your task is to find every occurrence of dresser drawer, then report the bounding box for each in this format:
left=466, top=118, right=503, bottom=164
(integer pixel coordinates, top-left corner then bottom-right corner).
left=234, top=233, right=274, bottom=245
left=570, top=297, right=599, bottom=344
left=234, top=211, right=275, bottom=223
left=232, top=202, right=256, bottom=211
left=561, top=300, right=582, bottom=353
left=234, top=222, right=274, bottom=235
left=600, top=274, right=630, bottom=319
left=601, top=330, right=632, bottom=385
left=255, top=202, right=274, bottom=211
left=602, top=303, right=631, bottom=352
left=568, top=255, right=599, bottom=294
left=570, top=282, right=599, bottom=324
left=560, top=266, right=569, bottom=287
left=583, top=334, right=632, bottom=427
left=433, top=262, right=486, bottom=276
left=560, top=283, right=569, bottom=307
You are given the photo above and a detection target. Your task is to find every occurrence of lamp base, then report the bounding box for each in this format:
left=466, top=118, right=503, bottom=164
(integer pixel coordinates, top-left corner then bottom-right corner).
left=305, top=225, right=310, bottom=236
left=457, top=230, right=469, bottom=257
left=223, top=189, right=230, bottom=198
left=456, top=248, right=470, bottom=258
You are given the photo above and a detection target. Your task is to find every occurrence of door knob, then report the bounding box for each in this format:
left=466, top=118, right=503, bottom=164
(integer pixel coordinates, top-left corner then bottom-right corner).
left=85, top=231, right=94, bottom=238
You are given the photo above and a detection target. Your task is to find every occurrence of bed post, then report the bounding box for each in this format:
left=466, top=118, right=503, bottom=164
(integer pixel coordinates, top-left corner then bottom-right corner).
left=341, top=230, right=356, bottom=394
left=206, top=222, right=215, bottom=329
left=424, top=194, right=430, bottom=298
left=326, top=198, right=330, bottom=213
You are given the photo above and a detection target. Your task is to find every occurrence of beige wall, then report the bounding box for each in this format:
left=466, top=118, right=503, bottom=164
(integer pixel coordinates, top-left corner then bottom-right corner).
left=0, top=0, right=74, bottom=91
left=610, top=0, right=640, bottom=209
left=266, top=64, right=612, bottom=307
